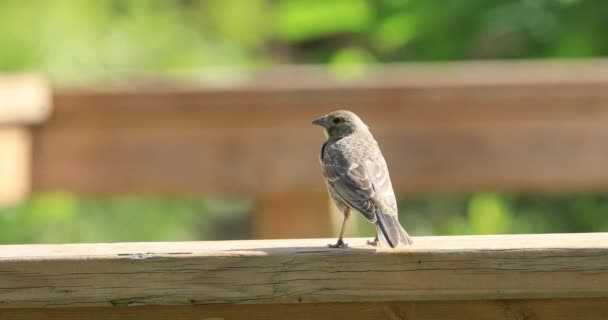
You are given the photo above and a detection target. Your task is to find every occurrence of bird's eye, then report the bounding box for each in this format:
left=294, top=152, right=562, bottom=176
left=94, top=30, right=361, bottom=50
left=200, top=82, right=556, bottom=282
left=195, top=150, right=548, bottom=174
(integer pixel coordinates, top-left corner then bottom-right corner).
left=332, top=117, right=343, bottom=124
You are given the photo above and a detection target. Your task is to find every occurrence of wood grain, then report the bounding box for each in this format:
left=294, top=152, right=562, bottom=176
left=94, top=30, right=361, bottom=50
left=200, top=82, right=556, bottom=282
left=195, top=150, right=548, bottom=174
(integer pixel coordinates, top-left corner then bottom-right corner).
left=3, top=299, right=608, bottom=320
left=1, top=233, right=607, bottom=308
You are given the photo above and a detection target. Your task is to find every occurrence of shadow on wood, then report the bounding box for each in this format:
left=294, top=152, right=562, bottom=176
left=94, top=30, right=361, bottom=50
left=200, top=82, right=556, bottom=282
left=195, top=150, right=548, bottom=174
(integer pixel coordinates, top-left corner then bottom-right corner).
left=4, top=299, right=608, bottom=320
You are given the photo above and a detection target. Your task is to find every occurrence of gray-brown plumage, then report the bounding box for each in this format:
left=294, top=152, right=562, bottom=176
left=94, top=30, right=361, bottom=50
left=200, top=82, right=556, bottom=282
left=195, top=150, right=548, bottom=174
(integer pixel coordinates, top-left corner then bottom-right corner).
left=313, top=110, right=413, bottom=248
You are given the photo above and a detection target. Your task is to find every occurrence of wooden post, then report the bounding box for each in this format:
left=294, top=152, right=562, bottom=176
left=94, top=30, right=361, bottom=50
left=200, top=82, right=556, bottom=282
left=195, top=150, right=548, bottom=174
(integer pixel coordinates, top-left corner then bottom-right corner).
left=0, top=126, right=31, bottom=204
left=255, top=190, right=359, bottom=239
left=0, top=75, right=51, bottom=205
left=255, top=191, right=336, bottom=239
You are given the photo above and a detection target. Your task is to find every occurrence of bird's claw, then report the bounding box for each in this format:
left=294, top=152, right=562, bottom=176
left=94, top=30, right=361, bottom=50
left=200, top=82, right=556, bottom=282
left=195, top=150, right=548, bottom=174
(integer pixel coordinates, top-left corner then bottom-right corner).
left=328, top=239, right=349, bottom=248
left=367, top=239, right=380, bottom=246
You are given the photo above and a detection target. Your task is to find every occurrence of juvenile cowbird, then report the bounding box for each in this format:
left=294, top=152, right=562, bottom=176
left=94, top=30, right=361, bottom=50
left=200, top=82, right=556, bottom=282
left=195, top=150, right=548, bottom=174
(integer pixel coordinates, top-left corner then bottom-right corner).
left=313, top=110, right=413, bottom=248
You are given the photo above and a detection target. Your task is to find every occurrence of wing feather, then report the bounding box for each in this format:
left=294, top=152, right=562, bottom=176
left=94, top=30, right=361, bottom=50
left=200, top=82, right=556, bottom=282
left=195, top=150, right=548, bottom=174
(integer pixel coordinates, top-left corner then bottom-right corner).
left=322, top=144, right=398, bottom=222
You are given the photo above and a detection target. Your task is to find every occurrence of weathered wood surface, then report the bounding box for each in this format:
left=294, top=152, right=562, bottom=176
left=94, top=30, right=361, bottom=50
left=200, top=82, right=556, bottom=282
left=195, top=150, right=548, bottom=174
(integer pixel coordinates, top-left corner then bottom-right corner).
left=29, top=60, right=608, bottom=238
left=0, top=74, right=51, bottom=124
left=3, top=299, right=608, bottom=320
left=1, top=233, right=607, bottom=309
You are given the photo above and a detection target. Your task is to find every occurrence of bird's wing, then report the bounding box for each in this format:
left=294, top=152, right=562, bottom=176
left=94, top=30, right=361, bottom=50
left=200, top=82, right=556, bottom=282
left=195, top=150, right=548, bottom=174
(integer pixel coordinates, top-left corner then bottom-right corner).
left=324, top=161, right=378, bottom=222
left=323, top=147, right=397, bottom=222
left=364, top=154, right=398, bottom=215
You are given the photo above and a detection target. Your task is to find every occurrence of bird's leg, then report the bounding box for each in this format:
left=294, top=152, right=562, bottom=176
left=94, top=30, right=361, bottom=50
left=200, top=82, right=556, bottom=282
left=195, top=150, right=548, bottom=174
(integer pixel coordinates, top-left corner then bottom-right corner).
left=367, top=230, right=380, bottom=246
left=329, top=208, right=350, bottom=248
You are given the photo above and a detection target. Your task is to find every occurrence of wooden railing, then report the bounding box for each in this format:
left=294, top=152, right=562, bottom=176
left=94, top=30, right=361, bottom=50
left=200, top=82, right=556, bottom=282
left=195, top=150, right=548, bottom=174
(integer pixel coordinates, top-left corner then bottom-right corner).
left=4, top=59, right=608, bottom=239
left=1, top=233, right=607, bottom=319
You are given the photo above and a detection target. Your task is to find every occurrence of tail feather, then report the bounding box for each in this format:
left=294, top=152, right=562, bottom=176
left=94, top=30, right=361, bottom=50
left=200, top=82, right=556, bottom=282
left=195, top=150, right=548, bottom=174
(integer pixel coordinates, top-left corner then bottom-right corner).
left=376, top=213, right=413, bottom=248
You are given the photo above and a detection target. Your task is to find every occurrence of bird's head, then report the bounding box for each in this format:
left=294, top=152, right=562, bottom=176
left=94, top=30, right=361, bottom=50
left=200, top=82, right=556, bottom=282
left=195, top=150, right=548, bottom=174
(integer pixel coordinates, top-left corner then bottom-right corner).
left=312, top=110, right=369, bottom=139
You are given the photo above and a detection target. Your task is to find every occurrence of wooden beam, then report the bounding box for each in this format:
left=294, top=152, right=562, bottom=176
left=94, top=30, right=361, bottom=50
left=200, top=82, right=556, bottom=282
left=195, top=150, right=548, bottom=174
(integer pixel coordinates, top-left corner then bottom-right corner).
left=1, top=233, right=607, bottom=308
left=36, top=60, right=608, bottom=194
left=3, top=299, right=608, bottom=320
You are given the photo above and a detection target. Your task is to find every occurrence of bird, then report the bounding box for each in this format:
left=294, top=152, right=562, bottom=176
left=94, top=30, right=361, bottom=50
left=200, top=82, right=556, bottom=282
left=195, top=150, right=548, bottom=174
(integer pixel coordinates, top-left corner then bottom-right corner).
left=312, top=110, right=413, bottom=248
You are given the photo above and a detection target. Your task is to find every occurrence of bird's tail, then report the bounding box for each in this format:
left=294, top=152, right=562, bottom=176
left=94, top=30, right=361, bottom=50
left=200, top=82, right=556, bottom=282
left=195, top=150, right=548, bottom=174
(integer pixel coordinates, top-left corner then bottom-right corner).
left=376, top=213, right=413, bottom=248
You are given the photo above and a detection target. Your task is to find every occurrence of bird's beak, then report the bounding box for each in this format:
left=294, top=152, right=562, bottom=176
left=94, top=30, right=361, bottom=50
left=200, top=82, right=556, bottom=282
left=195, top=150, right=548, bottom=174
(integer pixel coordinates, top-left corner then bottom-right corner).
left=312, top=116, right=328, bottom=127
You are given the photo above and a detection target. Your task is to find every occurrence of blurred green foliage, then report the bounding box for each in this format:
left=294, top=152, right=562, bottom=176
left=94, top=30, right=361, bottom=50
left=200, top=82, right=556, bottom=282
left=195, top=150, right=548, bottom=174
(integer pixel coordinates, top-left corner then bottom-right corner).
left=1, top=0, right=608, bottom=83
left=1, top=0, right=607, bottom=243
left=0, top=193, right=251, bottom=244
left=1, top=192, right=606, bottom=244
left=397, top=193, right=608, bottom=236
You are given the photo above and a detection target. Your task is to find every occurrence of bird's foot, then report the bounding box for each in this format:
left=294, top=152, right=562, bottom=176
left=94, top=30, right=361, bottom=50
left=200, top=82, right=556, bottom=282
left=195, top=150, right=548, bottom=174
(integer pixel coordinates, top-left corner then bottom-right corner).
left=328, top=239, right=349, bottom=249
left=367, top=239, right=380, bottom=247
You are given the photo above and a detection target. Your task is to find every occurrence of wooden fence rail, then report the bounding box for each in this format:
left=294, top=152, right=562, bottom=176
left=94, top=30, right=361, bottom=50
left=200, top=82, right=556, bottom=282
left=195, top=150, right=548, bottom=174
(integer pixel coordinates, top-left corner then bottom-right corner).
left=1, top=233, right=607, bottom=319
